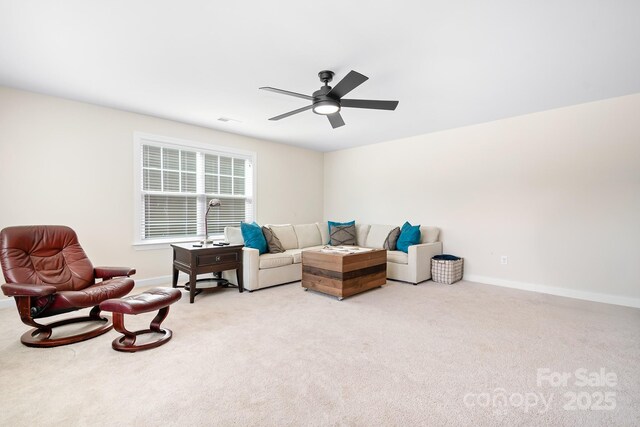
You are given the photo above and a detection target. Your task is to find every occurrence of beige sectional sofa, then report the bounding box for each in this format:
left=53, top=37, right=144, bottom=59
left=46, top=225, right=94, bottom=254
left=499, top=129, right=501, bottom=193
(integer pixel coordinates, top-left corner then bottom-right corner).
left=223, top=222, right=443, bottom=291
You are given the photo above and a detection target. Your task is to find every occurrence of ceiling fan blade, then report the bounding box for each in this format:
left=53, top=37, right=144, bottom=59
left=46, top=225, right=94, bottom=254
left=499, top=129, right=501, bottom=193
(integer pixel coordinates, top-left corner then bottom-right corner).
left=340, top=99, right=399, bottom=110
left=268, top=104, right=313, bottom=121
left=260, top=87, right=314, bottom=101
left=327, top=71, right=368, bottom=99
left=327, top=112, right=345, bottom=129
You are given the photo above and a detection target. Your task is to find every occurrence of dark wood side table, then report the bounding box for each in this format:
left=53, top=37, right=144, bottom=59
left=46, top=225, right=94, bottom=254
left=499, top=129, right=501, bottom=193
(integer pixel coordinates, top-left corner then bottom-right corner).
left=171, top=243, right=244, bottom=303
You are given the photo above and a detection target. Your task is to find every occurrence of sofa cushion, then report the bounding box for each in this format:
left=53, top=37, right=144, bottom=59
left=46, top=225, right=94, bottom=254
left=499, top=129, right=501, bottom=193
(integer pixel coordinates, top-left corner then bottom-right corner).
left=240, top=222, right=267, bottom=254
left=330, top=224, right=357, bottom=246
left=397, top=221, right=421, bottom=253
left=365, top=224, right=398, bottom=249
left=294, top=224, right=322, bottom=248
left=316, top=222, right=329, bottom=245
left=224, top=226, right=244, bottom=245
left=288, top=249, right=303, bottom=264
left=259, top=253, right=294, bottom=269
left=262, top=226, right=285, bottom=253
left=387, top=250, right=408, bottom=264
left=268, top=224, right=298, bottom=250
left=356, top=224, right=371, bottom=247
left=420, top=226, right=440, bottom=243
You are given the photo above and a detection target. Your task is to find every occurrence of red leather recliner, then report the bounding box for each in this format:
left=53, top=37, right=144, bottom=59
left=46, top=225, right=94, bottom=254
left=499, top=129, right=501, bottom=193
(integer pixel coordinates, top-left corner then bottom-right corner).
left=0, top=225, right=135, bottom=347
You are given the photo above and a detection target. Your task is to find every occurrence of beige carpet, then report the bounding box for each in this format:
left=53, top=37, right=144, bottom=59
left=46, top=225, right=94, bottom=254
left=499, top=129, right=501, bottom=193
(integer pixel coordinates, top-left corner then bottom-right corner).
left=0, top=280, right=638, bottom=426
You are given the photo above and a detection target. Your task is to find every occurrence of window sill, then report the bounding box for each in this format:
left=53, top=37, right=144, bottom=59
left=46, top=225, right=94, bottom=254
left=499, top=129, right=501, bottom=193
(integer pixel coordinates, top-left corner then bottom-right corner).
left=133, top=235, right=225, bottom=251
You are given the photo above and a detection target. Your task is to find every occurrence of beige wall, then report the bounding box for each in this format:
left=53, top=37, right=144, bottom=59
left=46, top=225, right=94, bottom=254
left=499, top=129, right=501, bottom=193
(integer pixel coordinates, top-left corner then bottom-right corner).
left=0, top=87, right=324, bottom=281
left=324, top=94, right=640, bottom=305
left=2, top=86, right=638, bottom=307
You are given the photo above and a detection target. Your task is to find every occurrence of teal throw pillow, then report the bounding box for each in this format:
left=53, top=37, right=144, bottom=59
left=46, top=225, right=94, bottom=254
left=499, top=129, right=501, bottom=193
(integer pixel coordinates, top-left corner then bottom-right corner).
left=396, top=221, right=421, bottom=253
left=328, top=220, right=355, bottom=244
left=240, top=221, right=267, bottom=254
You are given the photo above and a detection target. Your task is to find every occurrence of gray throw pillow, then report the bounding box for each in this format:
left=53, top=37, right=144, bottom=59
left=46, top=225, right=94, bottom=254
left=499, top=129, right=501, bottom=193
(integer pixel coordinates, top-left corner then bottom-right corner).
left=383, top=226, right=401, bottom=250
left=330, top=224, right=357, bottom=246
left=262, top=226, right=285, bottom=253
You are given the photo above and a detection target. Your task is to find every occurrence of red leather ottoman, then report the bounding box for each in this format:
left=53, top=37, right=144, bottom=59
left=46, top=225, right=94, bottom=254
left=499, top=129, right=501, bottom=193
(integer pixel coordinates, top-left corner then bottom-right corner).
left=100, top=287, right=181, bottom=352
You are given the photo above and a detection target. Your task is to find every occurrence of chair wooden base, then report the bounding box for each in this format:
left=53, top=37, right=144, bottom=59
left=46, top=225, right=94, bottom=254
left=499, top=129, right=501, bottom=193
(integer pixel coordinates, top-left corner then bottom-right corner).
left=20, top=315, right=113, bottom=348
left=100, top=288, right=181, bottom=352
left=111, top=323, right=173, bottom=353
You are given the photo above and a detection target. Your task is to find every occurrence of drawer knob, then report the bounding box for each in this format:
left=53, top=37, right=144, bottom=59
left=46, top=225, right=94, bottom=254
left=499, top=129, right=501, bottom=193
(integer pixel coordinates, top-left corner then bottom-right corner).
left=216, top=256, right=221, bottom=262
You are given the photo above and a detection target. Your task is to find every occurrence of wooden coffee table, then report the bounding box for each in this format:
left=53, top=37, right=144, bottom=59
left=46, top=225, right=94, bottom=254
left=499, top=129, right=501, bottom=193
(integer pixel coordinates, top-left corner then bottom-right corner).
left=301, top=247, right=387, bottom=300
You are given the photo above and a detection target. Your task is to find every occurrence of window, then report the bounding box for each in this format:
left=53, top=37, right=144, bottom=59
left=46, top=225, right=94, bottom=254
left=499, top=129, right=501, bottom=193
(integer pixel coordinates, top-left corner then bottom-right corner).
left=134, top=133, right=255, bottom=245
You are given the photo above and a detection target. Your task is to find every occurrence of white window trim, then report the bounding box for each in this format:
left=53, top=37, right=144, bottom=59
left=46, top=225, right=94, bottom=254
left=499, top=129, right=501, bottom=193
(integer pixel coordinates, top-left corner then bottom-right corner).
left=132, top=132, right=257, bottom=249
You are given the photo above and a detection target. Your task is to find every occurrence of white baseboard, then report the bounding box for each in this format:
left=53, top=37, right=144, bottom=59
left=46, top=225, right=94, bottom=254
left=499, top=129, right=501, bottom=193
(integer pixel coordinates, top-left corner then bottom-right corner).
left=133, top=274, right=178, bottom=288
left=465, top=274, right=640, bottom=309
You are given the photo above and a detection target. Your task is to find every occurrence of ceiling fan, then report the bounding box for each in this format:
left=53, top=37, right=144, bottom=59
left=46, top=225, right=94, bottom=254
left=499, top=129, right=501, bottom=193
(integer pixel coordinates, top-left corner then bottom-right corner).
left=259, top=70, right=399, bottom=129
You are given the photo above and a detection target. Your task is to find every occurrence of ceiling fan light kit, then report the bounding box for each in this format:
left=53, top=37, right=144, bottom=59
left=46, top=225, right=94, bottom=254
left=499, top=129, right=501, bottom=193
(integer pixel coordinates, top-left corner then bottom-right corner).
left=312, top=100, right=340, bottom=115
left=260, top=69, right=399, bottom=129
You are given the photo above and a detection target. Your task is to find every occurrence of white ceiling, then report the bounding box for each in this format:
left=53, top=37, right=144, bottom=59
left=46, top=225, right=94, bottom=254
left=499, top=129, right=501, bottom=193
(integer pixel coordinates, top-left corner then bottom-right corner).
left=1, top=1, right=639, bottom=152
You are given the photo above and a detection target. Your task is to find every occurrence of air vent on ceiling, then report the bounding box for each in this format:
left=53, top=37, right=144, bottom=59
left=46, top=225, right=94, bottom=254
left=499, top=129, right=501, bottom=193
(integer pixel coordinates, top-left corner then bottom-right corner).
left=218, top=116, right=242, bottom=123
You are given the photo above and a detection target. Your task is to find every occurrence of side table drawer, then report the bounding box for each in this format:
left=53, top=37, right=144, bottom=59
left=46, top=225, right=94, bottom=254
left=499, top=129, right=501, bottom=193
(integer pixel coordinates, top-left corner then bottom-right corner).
left=197, top=252, right=239, bottom=266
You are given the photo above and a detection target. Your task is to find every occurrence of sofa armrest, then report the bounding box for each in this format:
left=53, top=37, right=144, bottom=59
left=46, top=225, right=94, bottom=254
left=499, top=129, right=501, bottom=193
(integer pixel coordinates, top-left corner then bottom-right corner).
left=242, top=247, right=260, bottom=291
left=94, top=267, right=136, bottom=280
left=408, top=242, right=443, bottom=283
left=1, top=283, right=57, bottom=298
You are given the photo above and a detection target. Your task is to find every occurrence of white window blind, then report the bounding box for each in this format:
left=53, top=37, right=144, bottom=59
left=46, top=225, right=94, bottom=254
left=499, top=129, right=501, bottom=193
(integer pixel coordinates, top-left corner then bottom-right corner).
left=134, top=134, right=255, bottom=244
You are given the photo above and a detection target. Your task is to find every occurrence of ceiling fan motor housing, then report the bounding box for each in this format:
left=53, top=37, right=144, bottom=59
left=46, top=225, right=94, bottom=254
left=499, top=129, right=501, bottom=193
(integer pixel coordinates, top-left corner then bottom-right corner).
left=312, top=87, right=340, bottom=115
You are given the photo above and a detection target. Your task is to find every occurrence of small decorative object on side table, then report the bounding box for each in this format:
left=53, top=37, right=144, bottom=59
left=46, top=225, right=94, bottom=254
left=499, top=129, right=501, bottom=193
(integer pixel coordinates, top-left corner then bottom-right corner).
left=171, top=243, right=244, bottom=303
